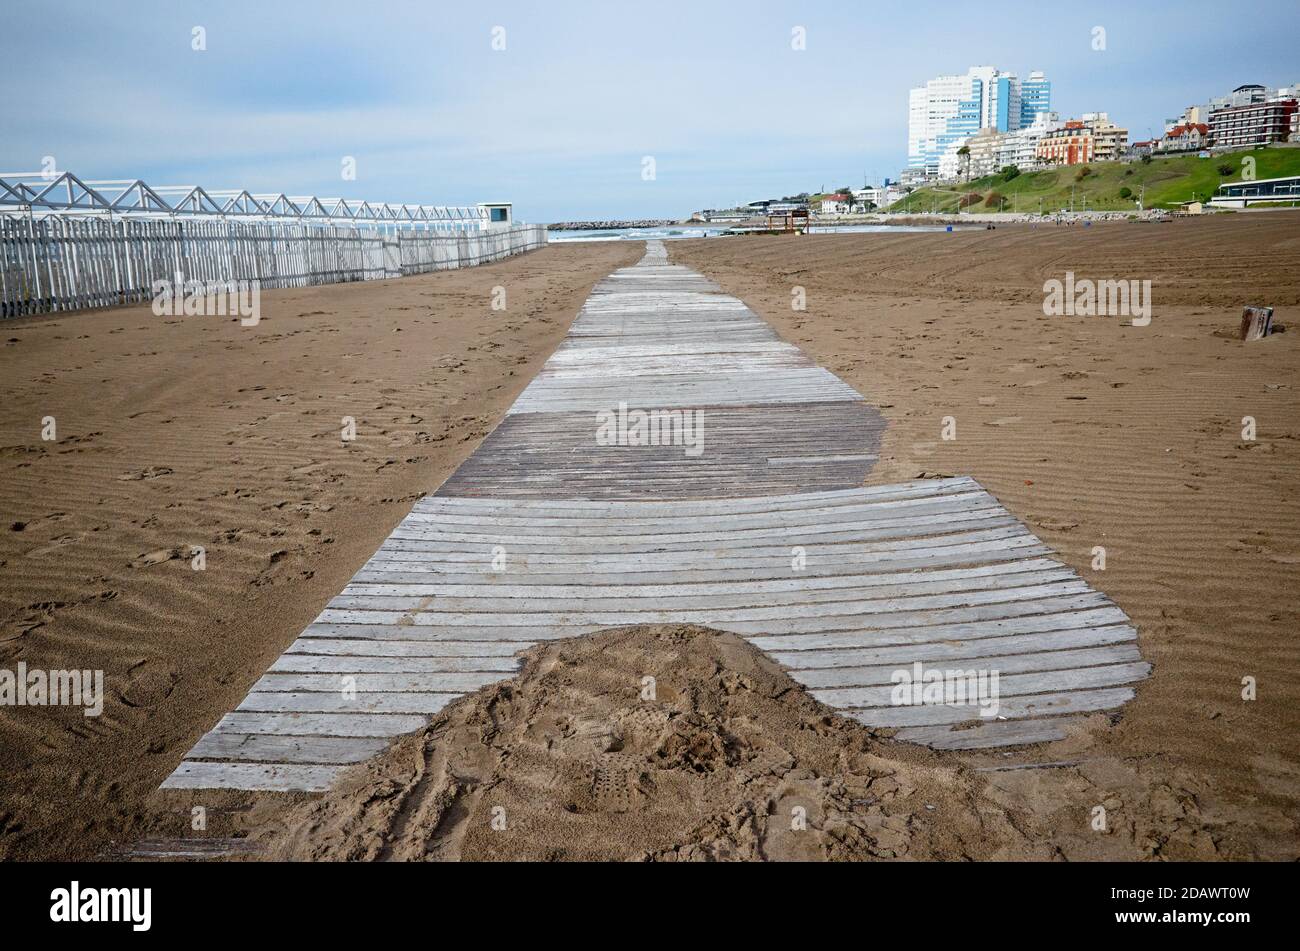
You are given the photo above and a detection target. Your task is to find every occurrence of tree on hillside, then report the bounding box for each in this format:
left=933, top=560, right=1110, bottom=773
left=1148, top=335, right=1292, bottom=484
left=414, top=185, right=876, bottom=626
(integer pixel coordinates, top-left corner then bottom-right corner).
left=1216, top=163, right=1234, bottom=176
left=1000, top=166, right=1020, bottom=182
left=957, top=145, right=971, bottom=183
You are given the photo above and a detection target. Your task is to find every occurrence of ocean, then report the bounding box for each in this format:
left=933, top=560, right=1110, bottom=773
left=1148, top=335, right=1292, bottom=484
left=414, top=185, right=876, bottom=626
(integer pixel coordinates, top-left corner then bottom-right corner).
left=547, top=223, right=979, bottom=242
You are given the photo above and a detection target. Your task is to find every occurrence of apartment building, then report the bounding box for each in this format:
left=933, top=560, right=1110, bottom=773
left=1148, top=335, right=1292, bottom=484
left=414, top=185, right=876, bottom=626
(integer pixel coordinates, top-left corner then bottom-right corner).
left=1080, top=113, right=1129, bottom=161
left=1003, top=112, right=1062, bottom=169
left=1036, top=121, right=1094, bottom=166
left=1209, top=98, right=1298, bottom=149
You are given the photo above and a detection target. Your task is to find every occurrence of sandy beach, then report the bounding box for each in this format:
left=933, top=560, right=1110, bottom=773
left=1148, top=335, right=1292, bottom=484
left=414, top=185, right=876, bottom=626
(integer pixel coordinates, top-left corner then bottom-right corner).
left=2, top=215, right=1298, bottom=861
left=670, top=214, right=1300, bottom=859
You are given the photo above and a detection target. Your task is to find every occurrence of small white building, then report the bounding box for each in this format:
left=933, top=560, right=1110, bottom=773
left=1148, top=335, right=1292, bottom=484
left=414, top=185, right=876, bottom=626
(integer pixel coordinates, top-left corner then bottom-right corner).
left=477, top=201, right=513, bottom=229
left=851, top=186, right=886, bottom=208
left=818, top=195, right=851, bottom=215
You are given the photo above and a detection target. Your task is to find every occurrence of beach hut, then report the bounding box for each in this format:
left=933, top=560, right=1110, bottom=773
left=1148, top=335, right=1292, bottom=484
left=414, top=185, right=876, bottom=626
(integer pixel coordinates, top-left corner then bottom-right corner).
left=478, top=201, right=514, bottom=229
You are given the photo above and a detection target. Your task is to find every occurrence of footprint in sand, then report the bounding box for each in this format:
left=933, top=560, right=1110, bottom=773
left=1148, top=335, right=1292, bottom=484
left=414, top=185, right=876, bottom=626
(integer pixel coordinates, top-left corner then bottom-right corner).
left=129, top=547, right=185, bottom=569
left=117, top=466, right=173, bottom=481
left=25, top=533, right=86, bottom=558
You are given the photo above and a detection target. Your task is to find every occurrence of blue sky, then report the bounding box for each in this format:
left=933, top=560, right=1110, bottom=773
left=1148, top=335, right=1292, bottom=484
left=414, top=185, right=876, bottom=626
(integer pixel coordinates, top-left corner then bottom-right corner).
left=3, top=0, right=1298, bottom=221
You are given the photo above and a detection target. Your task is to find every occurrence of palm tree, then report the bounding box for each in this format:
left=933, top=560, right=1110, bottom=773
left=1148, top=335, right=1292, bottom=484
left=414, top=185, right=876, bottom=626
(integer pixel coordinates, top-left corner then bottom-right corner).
left=957, top=145, right=971, bottom=183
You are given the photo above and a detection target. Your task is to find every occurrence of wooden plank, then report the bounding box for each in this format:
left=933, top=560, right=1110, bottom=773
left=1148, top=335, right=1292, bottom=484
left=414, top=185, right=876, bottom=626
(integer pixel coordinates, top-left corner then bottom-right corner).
left=771, top=624, right=1137, bottom=669
left=337, top=558, right=1070, bottom=598
left=161, top=761, right=345, bottom=792
left=334, top=567, right=1078, bottom=610
left=252, top=671, right=507, bottom=692
left=187, top=733, right=390, bottom=764
left=235, top=691, right=461, bottom=714
left=352, top=547, right=1055, bottom=585
left=894, top=717, right=1080, bottom=750
left=314, top=589, right=1108, bottom=630
left=284, top=637, right=530, bottom=657
left=845, top=686, right=1137, bottom=728
left=748, top=606, right=1128, bottom=651
left=271, top=654, right=522, bottom=673
left=325, top=580, right=1093, bottom=621
left=791, top=644, right=1142, bottom=688
left=416, top=477, right=978, bottom=515
left=213, top=712, right=428, bottom=737
left=810, top=661, right=1150, bottom=709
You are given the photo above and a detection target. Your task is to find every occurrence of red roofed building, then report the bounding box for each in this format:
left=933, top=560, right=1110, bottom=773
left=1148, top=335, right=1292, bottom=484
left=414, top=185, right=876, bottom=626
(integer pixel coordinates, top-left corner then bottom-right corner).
left=1158, top=122, right=1209, bottom=153
left=818, top=194, right=852, bottom=214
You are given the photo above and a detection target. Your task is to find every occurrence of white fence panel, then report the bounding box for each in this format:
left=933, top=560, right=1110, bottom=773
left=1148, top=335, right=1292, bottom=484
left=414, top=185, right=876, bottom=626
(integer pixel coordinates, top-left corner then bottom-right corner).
left=1, top=218, right=547, bottom=318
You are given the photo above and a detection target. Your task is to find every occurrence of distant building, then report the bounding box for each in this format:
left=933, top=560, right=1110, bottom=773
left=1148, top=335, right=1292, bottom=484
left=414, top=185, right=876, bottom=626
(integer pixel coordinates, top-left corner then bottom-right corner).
left=908, top=65, right=1052, bottom=179
left=1021, top=71, right=1052, bottom=128
left=1037, top=121, right=1094, bottom=166
left=852, top=186, right=886, bottom=209
left=1170, top=81, right=1300, bottom=146
left=1209, top=98, right=1298, bottom=149
left=1158, top=122, right=1210, bottom=153
left=952, top=128, right=1009, bottom=180
left=818, top=194, right=851, bottom=215
left=998, top=111, right=1061, bottom=171
left=1080, top=113, right=1129, bottom=161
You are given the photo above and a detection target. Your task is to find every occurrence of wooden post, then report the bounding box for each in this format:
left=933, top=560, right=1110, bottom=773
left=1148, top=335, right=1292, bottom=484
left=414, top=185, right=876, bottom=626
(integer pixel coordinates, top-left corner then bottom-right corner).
left=1239, top=306, right=1274, bottom=341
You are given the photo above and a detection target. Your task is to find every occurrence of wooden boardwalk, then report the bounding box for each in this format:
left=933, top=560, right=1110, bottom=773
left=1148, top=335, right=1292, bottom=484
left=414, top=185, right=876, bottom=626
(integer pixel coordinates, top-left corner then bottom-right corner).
left=163, top=241, right=1147, bottom=792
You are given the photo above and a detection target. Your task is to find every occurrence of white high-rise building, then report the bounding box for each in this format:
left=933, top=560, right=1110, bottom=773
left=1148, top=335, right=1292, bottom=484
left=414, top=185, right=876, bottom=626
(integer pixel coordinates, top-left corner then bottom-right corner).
left=908, top=66, right=1052, bottom=180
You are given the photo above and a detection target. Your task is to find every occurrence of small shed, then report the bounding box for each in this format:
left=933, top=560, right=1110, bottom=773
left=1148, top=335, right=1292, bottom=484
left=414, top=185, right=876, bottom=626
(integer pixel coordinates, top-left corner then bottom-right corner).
left=478, top=202, right=513, bottom=228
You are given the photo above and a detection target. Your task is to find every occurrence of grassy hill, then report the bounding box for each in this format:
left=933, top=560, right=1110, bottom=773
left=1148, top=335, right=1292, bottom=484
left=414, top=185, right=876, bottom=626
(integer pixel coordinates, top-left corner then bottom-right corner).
left=889, top=145, right=1300, bottom=213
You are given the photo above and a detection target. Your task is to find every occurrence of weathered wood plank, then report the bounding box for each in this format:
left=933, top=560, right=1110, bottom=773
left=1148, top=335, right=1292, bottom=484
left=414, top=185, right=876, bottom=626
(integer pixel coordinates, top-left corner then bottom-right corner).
left=236, top=691, right=461, bottom=714
left=791, top=644, right=1142, bottom=689
left=187, top=733, right=390, bottom=764
left=161, top=761, right=345, bottom=792
left=213, top=712, right=428, bottom=737
left=845, top=686, right=1137, bottom=728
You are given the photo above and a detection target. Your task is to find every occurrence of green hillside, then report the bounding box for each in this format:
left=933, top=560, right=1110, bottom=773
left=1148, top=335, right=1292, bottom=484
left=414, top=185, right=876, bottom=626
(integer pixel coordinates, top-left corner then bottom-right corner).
left=889, top=145, right=1300, bottom=213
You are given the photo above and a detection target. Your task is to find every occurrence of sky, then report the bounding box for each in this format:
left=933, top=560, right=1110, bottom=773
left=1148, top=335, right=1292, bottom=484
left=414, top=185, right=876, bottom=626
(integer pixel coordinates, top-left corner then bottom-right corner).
left=3, top=0, right=1298, bottom=222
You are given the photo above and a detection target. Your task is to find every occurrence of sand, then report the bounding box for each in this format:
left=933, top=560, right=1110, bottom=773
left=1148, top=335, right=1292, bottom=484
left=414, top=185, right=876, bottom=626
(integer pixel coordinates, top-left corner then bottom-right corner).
left=4, top=214, right=1298, bottom=862
left=669, top=214, right=1300, bottom=860
left=264, top=625, right=1034, bottom=862
left=0, top=241, right=641, bottom=860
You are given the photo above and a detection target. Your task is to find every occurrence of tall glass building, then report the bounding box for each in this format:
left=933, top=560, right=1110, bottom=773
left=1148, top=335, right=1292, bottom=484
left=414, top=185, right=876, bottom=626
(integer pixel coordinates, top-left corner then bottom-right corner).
left=1020, top=71, right=1053, bottom=128
left=908, top=66, right=1052, bottom=179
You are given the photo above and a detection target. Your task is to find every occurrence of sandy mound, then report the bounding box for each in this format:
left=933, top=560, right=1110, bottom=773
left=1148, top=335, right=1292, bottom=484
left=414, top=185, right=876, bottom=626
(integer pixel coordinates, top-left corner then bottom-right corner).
left=263, top=625, right=1031, bottom=862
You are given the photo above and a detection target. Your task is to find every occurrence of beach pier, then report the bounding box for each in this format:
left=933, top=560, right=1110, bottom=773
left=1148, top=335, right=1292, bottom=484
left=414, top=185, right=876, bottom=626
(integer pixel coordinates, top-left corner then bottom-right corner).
left=162, top=240, right=1148, bottom=792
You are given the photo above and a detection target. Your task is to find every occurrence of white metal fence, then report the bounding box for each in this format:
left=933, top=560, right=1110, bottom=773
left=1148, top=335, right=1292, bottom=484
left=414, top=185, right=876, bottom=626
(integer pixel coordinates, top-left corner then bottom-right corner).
left=0, top=216, right=547, bottom=318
